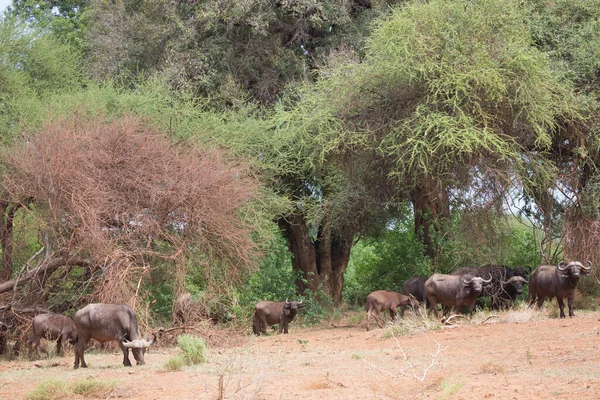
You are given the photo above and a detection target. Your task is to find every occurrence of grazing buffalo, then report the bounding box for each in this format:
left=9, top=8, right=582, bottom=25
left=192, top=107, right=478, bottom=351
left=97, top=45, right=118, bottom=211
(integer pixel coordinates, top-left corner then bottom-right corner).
left=365, top=290, right=420, bottom=331
left=452, top=265, right=529, bottom=309
left=425, top=274, right=492, bottom=318
left=73, top=304, right=156, bottom=369
left=529, top=260, right=592, bottom=318
left=0, top=320, right=7, bottom=355
left=172, top=292, right=233, bottom=325
left=402, top=276, right=429, bottom=305
left=252, top=300, right=303, bottom=335
left=29, top=313, right=77, bottom=359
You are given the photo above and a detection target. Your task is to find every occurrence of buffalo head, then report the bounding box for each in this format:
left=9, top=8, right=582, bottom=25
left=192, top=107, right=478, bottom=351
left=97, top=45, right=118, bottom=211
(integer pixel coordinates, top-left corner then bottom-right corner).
left=284, top=299, right=304, bottom=316
left=503, top=276, right=529, bottom=295
left=557, top=260, right=592, bottom=284
left=122, top=333, right=156, bottom=349
left=462, top=274, right=493, bottom=295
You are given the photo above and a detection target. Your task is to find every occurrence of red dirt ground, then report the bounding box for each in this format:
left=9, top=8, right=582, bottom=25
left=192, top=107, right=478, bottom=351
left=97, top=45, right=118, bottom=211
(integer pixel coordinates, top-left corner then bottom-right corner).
left=1, top=308, right=600, bottom=399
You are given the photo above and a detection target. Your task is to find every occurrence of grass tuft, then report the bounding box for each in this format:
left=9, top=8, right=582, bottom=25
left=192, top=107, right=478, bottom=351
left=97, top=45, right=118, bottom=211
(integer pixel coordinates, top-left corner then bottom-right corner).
left=163, top=355, right=186, bottom=371
left=177, top=334, right=208, bottom=365
left=72, top=378, right=116, bottom=397
left=24, top=379, right=70, bottom=400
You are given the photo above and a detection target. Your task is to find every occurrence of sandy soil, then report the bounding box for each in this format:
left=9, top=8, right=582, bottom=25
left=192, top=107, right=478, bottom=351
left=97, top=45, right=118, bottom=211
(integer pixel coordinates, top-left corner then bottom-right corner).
left=1, top=308, right=600, bottom=400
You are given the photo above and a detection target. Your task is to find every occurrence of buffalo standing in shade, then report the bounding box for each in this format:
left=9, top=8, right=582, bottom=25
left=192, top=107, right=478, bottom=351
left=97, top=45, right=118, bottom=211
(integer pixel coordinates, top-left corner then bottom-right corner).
left=29, top=313, right=77, bottom=359
left=529, top=261, right=592, bottom=318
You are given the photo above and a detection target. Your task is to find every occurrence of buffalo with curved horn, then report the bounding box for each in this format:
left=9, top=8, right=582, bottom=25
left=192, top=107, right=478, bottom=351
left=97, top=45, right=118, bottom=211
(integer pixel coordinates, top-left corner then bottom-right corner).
left=252, top=299, right=303, bottom=335
left=425, top=273, right=493, bottom=318
left=73, top=303, right=156, bottom=369
left=529, top=260, right=593, bottom=318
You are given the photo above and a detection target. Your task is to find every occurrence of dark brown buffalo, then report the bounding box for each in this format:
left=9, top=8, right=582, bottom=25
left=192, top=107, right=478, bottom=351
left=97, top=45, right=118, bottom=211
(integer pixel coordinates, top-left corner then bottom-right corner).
left=452, top=265, right=530, bottom=309
left=365, top=290, right=420, bottom=331
left=29, top=313, right=77, bottom=359
left=424, top=274, right=492, bottom=318
left=529, top=260, right=592, bottom=318
left=73, top=303, right=156, bottom=369
left=402, top=276, right=429, bottom=305
left=252, top=300, right=303, bottom=335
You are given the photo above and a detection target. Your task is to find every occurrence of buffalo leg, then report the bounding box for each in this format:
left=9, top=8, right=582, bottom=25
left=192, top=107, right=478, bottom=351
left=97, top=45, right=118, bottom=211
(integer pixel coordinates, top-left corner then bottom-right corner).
left=567, top=295, right=575, bottom=317
left=74, top=336, right=89, bottom=369
left=57, top=336, right=63, bottom=356
left=366, top=308, right=372, bottom=331
left=280, top=318, right=289, bottom=334
left=427, top=297, right=439, bottom=318
left=118, top=342, right=132, bottom=367
left=389, top=308, right=397, bottom=322
left=536, top=296, right=546, bottom=310
left=374, top=309, right=384, bottom=328
left=556, top=297, right=566, bottom=319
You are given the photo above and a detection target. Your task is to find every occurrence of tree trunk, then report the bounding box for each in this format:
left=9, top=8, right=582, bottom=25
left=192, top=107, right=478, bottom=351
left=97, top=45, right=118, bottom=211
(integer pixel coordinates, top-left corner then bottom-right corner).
left=0, top=255, right=91, bottom=295
left=0, top=201, right=22, bottom=282
left=278, top=214, right=319, bottom=293
left=411, top=178, right=450, bottom=264
left=278, top=214, right=354, bottom=305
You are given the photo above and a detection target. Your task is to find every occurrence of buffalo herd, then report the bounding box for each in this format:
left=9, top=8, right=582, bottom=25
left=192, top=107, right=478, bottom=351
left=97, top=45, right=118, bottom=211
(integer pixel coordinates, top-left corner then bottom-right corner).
left=0, top=260, right=594, bottom=368
left=368, top=260, right=594, bottom=330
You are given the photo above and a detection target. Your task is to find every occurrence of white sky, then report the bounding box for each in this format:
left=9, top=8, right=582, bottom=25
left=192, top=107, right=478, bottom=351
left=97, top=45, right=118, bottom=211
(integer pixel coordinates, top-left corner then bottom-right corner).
left=0, top=0, right=11, bottom=13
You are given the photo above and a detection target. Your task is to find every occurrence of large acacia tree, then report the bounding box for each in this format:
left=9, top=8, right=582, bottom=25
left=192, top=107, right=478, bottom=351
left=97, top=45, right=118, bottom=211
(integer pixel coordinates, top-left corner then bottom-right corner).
left=261, top=0, right=579, bottom=299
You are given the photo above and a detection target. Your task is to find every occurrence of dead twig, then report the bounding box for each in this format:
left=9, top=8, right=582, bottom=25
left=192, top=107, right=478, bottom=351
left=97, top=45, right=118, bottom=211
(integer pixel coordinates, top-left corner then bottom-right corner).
left=325, top=372, right=347, bottom=388
left=441, top=314, right=468, bottom=325
left=478, top=315, right=500, bottom=324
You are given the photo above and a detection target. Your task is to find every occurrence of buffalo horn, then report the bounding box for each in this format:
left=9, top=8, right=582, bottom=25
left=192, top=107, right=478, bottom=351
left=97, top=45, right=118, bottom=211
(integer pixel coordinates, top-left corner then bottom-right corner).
left=557, top=261, right=568, bottom=271
left=122, top=333, right=156, bottom=349
left=505, top=276, right=528, bottom=284
left=583, top=260, right=593, bottom=270
left=482, top=274, right=493, bottom=283
left=462, top=276, right=475, bottom=284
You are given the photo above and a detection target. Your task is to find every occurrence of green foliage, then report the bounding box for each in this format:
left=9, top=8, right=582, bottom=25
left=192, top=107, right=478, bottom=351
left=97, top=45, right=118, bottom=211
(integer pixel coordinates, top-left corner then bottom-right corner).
left=177, top=334, right=208, bottom=365
left=522, top=0, right=600, bottom=85
left=0, top=15, right=85, bottom=143
left=344, top=218, right=430, bottom=306
left=450, top=213, right=542, bottom=269
left=237, top=232, right=296, bottom=307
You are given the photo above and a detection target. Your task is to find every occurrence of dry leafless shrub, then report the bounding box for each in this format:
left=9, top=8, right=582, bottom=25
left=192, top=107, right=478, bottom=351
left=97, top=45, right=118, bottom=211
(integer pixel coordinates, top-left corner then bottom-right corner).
left=361, top=333, right=445, bottom=382
left=1, top=113, right=260, bottom=307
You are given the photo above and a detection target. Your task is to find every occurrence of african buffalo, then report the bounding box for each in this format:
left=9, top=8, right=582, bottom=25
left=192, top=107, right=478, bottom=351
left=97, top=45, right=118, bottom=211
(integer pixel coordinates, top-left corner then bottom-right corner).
left=73, top=303, right=156, bottom=369
left=252, top=300, right=303, bottom=335
left=424, top=274, right=492, bottom=318
left=452, top=265, right=529, bottom=309
left=365, top=290, right=420, bottom=331
left=402, top=276, right=429, bottom=305
left=29, top=313, right=77, bottom=359
left=172, top=292, right=233, bottom=325
left=529, top=260, right=592, bottom=318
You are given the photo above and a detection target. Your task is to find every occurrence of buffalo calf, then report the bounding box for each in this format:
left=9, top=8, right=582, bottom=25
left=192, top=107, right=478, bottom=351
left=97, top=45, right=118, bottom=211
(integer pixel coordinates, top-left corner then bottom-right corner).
left=29, top=313, right=77, bottom=359
left=252, top=300, right=303, bottom=335
left=365, top=290, right=420, bottom=331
